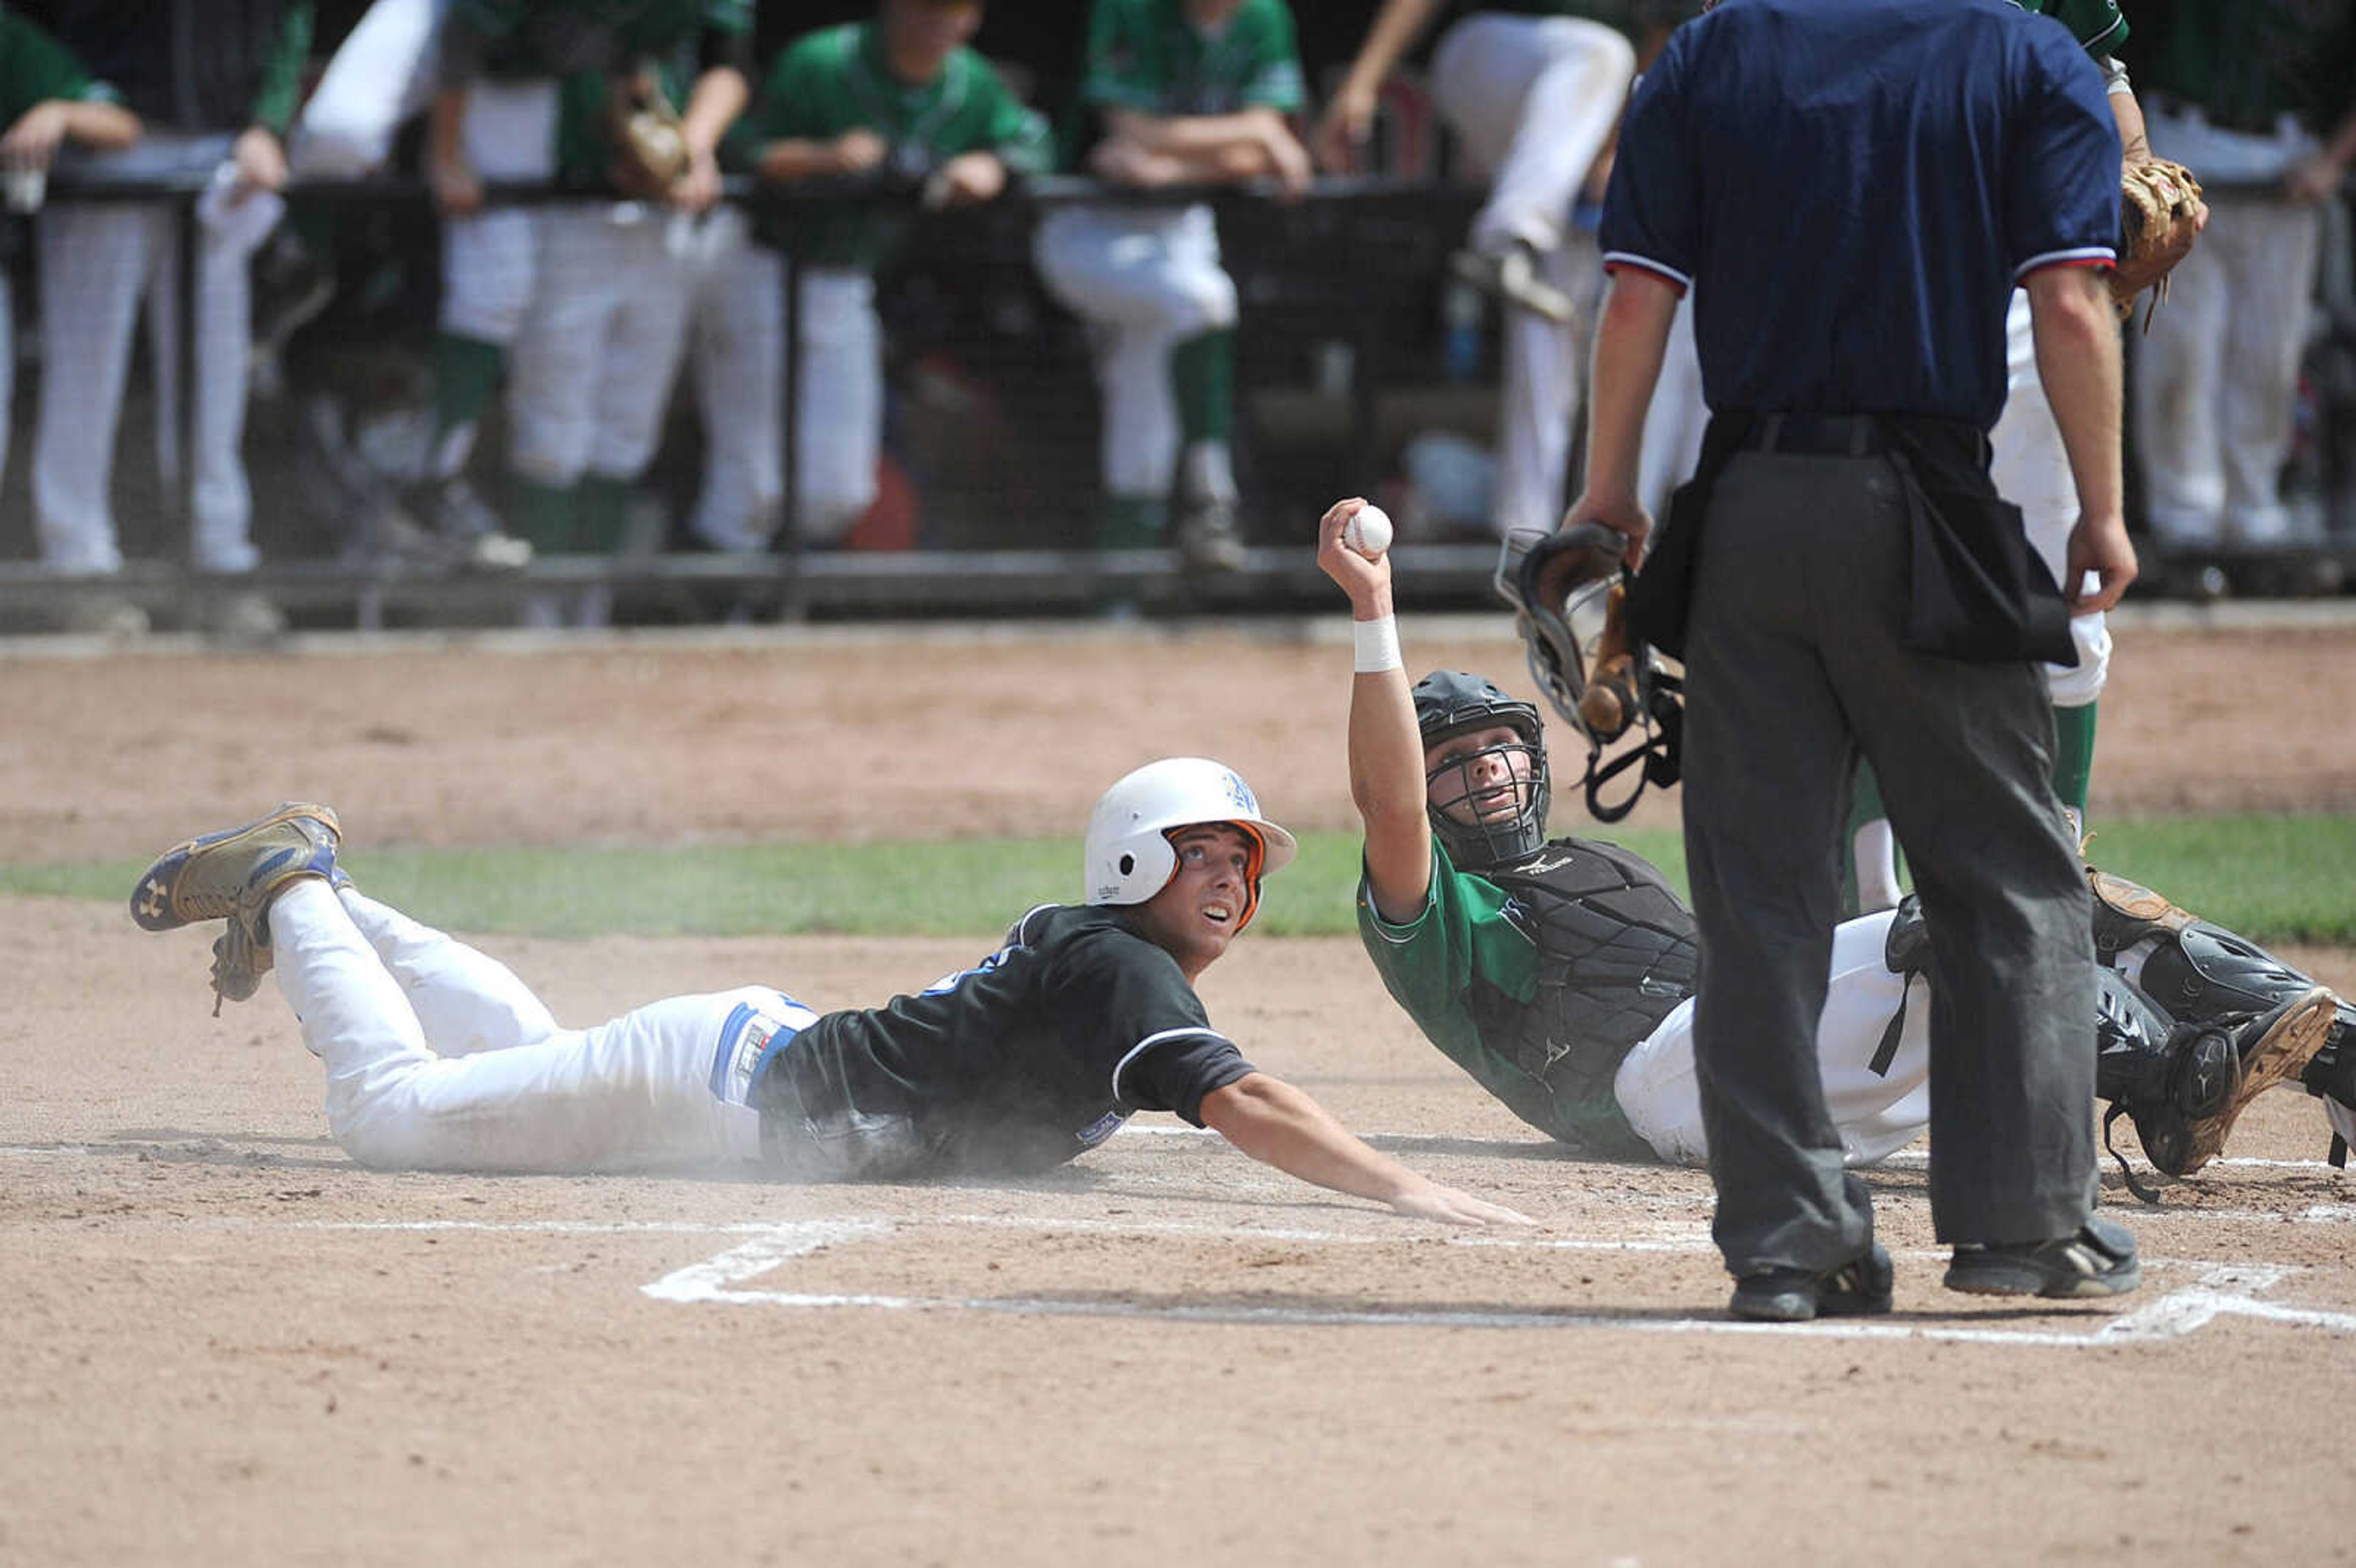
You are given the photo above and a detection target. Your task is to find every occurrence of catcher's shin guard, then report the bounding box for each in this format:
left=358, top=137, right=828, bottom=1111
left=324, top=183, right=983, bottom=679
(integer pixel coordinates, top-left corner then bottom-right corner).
left=2096, top=969, right=2238, bottom=1192
left=2104, top=983, right=2337, bottom=1192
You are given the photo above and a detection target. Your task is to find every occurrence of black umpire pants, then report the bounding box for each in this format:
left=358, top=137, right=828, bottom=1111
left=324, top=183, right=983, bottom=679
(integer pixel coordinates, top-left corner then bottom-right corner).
left=1680, top=447, right=2098, bottom=1275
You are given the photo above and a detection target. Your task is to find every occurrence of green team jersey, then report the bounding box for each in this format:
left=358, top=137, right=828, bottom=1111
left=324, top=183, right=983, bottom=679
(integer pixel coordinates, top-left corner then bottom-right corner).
left=1059, top=0, right=1304, bottom=167
left=1359, top=833, right=1698, bottom=1157
left=739, top=21, right=1050, bottom=270
left=2011, top=0, right=2129, bottom=60
left=502, top=1, right=749, bottom=185
left=2133, top=1, right=2355, bottom=133
left=1358, top=842, right=1603, bottom=1148
left=0, top=9, right=118, bottom=122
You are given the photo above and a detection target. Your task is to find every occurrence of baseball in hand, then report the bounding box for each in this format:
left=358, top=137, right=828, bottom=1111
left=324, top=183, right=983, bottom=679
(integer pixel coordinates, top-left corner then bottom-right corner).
left=1342, top=505, right=1393, bottom=559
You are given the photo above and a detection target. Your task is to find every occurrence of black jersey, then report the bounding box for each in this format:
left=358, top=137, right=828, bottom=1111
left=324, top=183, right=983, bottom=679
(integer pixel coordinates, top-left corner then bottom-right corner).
left=751, top=904, right=1255, bottom=1180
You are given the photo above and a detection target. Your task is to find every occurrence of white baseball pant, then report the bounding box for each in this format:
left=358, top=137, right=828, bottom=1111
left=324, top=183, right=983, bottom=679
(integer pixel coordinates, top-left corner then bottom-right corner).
left=33, top=135, right=270, bottom=574
left=1614, top=909, right=1931, bottom=1168
left=1430, top=15, right=1634, bottom=538
left=1992, top=288, right=2110, bottom=705
left=1636, top=293, right=1706, bottom=521
left=1034, top=202, right=1236, bottom=499
left=683, top=225, right=878, bottom=549
left=270, top=878, right=794, bottom=1172
left=439, top=78, right=558, bottom=347
left=2133, top=108, right=2327, bottom=547
left=1430, top=12, right=1635, bottom=260
left=505, top=202, right=695, bottom=488
left=287, top=0, right=448, bottom=179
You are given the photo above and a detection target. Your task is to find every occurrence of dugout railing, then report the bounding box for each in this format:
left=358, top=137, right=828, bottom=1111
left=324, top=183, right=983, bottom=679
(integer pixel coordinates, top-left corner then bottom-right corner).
left=0, top=169, right=2350, bottom=631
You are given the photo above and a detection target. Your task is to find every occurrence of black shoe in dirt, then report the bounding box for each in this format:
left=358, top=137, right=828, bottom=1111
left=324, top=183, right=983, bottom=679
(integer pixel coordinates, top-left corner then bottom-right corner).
left=1944, top=1216, right=2141, bottom=1299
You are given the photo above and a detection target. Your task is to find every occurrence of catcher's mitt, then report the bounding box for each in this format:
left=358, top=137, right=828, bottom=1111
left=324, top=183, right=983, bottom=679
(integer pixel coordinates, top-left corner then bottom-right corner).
left=1511, top=523, right=1684, bottom=823
left=2111, top=156, right=2204, bottom=331
left=607, top=71, right=690, bottom=197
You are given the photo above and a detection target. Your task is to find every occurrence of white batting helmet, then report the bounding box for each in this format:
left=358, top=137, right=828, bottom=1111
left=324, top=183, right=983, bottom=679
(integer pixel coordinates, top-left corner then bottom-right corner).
left=1083, top=758, right=1298, bottom=928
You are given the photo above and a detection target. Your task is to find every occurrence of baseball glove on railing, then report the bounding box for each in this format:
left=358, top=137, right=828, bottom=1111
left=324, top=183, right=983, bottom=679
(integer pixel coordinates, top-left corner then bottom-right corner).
left=607, top=71, right=690, bottom=198
left=2112, top=156, right=2205, bottom=331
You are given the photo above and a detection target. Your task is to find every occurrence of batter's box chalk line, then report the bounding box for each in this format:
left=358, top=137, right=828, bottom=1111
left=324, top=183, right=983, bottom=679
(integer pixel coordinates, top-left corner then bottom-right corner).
left=625, top=1213, right=2356, bottom=1347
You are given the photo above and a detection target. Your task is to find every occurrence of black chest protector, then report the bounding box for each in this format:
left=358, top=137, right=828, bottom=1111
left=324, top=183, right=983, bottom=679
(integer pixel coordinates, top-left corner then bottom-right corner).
left=1472, top=838, right=1700, bottom=1113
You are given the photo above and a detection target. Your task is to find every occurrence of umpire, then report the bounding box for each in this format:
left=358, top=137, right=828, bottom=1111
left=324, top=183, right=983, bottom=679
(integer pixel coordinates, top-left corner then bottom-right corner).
left=1556, top=0, right=2144, bottom=1319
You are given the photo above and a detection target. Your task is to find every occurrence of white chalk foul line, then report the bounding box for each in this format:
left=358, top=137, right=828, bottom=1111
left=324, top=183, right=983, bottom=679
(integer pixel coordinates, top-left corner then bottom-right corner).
left=636, top=1218, right=2356, bottom=1347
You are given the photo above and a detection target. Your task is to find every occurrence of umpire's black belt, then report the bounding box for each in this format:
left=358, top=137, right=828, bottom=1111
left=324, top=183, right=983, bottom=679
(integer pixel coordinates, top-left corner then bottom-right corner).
left=1735, top=412, right=1887, bottom=456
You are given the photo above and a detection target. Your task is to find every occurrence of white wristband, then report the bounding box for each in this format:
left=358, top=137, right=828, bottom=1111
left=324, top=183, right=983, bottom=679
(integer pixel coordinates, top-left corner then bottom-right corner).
left=1353, top=614, right=1403, bottom=674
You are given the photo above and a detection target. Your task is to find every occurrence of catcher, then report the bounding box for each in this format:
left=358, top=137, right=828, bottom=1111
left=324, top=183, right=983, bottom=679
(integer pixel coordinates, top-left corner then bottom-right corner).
left=1319, top=498, right=2352, bottom=1305
left=125, top=778, right=1529, bottom=1229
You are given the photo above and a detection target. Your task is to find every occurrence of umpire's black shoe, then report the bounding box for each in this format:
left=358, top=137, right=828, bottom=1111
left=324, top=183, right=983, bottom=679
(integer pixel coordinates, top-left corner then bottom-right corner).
left=1943, top=1216, right=2141, bottom=1299
left=1728, top=1243, right=1894, bottom=1323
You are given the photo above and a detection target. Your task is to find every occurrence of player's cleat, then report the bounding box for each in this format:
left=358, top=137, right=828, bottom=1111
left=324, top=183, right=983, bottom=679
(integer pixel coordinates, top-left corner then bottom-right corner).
left=131, top=804, right=341, bottom=934
left=1449, top=240, right=1576, bottom=325
left=1174, top=498, right=1249, bottom=575
left=1728, top=1242, right=1893, bottom=1323
left=2139, top=987, right=2336, bottom=1177
left=1944, top=1216, right=2141, bottom=1299
left=411, top=475, right=533, bottom=572
left=133, top=805, right=341, bottom=1017
left=202, top=589, right=288, bottom=643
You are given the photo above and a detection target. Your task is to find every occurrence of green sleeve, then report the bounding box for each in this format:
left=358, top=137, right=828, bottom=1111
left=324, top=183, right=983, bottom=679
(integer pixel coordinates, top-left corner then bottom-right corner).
left=1357, top=844, right=1535, bottom=1026
left=970, top=60, right=1052, bottom=174
left=1076, top=0, right=1155, bottom=111
left=0, top=11, right=110, bottom=120
left=701, top=0, right=753, bottom=33
left=2049, top=0, right=2128, bottom=59
left=1239, top=1, right=1305, bottom=111
left=248, top=2, right=315, bottom=134
left=758, top=34, right=833, bottom=142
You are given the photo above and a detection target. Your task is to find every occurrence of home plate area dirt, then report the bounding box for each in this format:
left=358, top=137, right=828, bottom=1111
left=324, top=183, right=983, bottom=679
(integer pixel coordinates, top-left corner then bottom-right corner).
left=1, top=618, right=2351, bottom=1567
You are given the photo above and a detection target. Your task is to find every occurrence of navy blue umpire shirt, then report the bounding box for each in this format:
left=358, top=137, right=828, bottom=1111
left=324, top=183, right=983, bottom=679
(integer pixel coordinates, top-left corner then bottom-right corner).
left=1599, top=0, right=2122, bottom=429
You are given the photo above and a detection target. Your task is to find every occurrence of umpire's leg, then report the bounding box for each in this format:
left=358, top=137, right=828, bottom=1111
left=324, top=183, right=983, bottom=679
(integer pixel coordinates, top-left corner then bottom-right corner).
left=1816, top=474, right=2098, bottom=1245
left=1679, top=453, right=1876, bottom=1278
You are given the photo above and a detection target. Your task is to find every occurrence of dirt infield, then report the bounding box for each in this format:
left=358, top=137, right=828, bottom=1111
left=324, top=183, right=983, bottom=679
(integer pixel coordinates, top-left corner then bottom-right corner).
left=2, top=615, right=2353, bottom=1567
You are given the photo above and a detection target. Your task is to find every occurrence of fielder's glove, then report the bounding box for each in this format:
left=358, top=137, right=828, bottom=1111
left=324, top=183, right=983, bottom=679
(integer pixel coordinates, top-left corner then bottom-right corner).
left=2111, top=157, right=2205, bottom=331
left=1513, top=524, right=1638, bottom=741
left=606, top=71, right=690, bottom=198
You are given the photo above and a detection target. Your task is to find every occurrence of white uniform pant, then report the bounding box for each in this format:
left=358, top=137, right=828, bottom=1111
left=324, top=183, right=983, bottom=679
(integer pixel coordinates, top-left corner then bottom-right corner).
left=1992, top=288, right=2110, bottom=704
left=1034, top=202, right=1236, bottom=500
left=1614, top=910, right=1931, bottom=1168
left=438, top=78, right=559, bottom=347
left=506, top=202, right=696, bottom=488
left=2132, top=110, right=2326, bottom=547
left=1430, top=13, right=1634, bottom=260
left=286, top=0, right=448, bottom=179
left=34, top=137, right=271, bottom=574
left=1431, top=13, right=1635, bottom=537
left=1636, top=294, right=1707, bottom=522
left=271, top=880, right=795, bottom=1172
left=686, top=234, right=876, bottom=549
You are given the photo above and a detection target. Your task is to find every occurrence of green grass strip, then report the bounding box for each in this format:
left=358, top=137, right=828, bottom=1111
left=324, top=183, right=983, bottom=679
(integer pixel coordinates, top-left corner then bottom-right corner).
left=18, top=815, right=2352, bottom=945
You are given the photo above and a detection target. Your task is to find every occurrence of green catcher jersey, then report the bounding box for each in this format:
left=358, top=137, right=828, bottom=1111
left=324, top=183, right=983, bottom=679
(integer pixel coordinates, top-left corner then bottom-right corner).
left=736, top=20, right=1051, bottom=270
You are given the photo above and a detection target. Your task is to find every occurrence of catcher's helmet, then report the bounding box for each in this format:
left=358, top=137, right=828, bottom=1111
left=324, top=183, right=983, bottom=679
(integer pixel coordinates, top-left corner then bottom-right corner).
left=1412, top=671, right=1550, bottom=869
left=1084, top=758, right=1298, bottom=930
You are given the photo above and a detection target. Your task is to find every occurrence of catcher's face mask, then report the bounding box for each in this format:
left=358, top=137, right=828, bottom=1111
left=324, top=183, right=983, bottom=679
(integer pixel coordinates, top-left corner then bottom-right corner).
left=1411, top=671, right=1552, bottom=869
left=1414, top=725, right=1546, bottom=861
